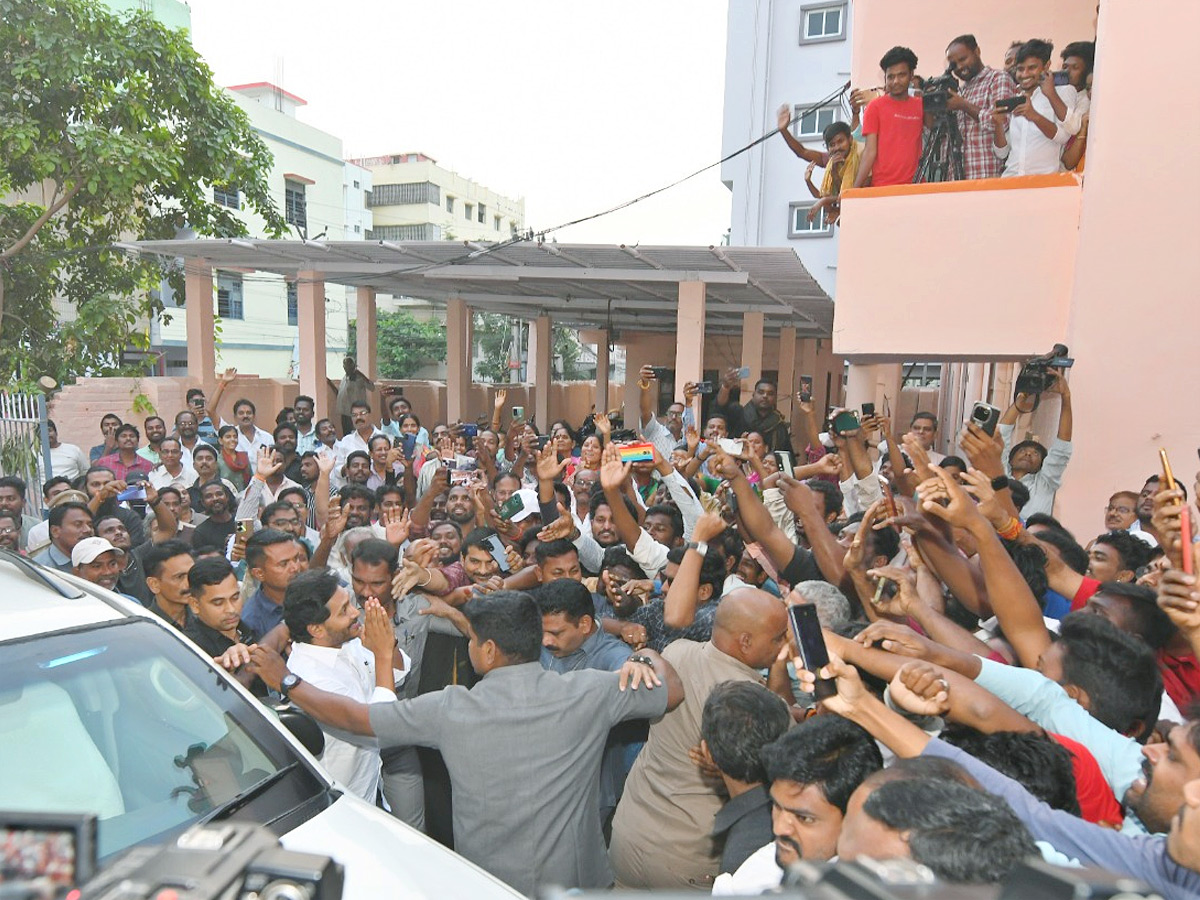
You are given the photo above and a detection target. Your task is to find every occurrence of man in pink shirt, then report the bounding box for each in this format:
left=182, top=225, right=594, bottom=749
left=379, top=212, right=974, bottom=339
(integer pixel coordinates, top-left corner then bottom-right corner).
left=853, top=46, right=925, bottom=188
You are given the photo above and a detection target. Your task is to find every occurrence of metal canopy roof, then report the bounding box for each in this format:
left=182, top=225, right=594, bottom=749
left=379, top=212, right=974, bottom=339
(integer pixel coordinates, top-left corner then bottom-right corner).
left=131, top=239, right=833, bottom=337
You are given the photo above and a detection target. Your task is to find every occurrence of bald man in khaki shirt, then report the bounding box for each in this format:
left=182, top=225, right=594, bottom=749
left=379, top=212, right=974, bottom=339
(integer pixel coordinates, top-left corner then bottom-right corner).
left=610, top=588, right=791, bottom=889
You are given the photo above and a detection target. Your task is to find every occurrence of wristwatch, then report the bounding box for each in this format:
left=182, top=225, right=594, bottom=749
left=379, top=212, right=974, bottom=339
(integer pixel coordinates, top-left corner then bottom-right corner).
left=280, top=672, right=303, bottom=700
left=627, top=654, right=655, bottom=668
left=688, top=540, right=709, bottom=556
left=990, top=475, right=1010, bottom=492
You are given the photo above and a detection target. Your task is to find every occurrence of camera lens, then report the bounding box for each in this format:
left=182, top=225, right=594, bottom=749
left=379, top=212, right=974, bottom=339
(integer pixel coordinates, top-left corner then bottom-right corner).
left=259, top=881, right=315, bottom=900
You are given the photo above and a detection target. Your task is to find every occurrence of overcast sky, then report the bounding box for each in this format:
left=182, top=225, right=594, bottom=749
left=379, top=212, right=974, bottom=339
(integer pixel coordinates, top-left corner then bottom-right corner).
left=188, top=0, right=733, bottom=246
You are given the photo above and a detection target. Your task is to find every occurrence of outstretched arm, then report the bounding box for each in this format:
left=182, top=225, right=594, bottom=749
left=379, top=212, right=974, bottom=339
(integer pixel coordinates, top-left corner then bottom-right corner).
left=249, top=646, right=374, bottom=736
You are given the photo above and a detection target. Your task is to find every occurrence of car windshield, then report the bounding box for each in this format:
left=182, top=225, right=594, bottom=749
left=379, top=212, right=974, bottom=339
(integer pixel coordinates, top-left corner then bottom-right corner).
left=0, top=618, right=310, bottom=860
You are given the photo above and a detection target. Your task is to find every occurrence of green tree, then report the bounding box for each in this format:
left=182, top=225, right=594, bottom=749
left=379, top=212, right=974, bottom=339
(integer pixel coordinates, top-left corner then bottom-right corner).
left=473, top=311, right=516, bottom=383
left=349, top=310, right=446, bottom=379
left=0, top=0, right=286, bottom=386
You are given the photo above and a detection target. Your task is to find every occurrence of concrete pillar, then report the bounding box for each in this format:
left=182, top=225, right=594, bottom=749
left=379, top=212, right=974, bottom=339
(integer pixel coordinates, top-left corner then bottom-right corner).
left=621, top=336, right=653, bottom=428
left=845, top=363, right=902, bottom=413
left=530, top=314, right=552, bottom=428
left=776, top=326, right=797, bottom=419
left=184, top=260, right=215, bottom=394
left=446, top=298, right=470, bottom=424
left=581, top=330, right=610, bottom=414
left=355, top=287, right=377, bottom=380
left=674, top=282, right=706, bottom=428
left=740, top=311, right=765, bottom=394
left=297, top=271, right=328, bottom=419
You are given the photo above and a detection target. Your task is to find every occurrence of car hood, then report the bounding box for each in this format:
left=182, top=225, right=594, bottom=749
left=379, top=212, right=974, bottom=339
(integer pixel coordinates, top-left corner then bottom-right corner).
left=280, top=793, right=523, bottom=899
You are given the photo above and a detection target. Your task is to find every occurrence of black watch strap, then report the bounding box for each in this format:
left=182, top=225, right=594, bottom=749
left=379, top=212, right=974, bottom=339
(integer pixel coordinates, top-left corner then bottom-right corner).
left=280, top=672, right=302, bottom=700
left=990, top=475, right=1010, bottom=491
left=627, top=654, right=654, bottom=668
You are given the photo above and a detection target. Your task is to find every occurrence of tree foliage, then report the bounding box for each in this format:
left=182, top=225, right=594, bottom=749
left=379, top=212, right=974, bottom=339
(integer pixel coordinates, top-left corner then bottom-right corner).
left=349, top=310, right=446, bottom=379
left=472, top=311, right=590, bottom=382
left=0, top=0, right=287, bottom=386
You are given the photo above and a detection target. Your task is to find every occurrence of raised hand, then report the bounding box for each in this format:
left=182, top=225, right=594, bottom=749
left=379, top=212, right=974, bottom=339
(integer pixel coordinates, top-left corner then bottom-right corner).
left=1151, top=486, right=1189, bottom=570
left=536, top=439, right=570, bottom=482
left=537, top=514, right=576, bottom=543
left=256, top=446, right=282, bottom=480
left=842, top=500, right=887, bottom=572
left=592, top=411, right=612, bottom=440
left=599, top=442, right=632, bottom=492
left=392, top=557, right=426, bottom=599
left=794, top=650, right=864, bottom=719
left=778, top=473, right=818, bottom=518
left=890, top=661, right=951, bottom=717
left=382, top=507, right=411, bottom=548
left=864, top=564, right=921, bottom=618
left=315, top=450, right=336, bottom=476
left=321, top=499, right=346, bottom=542
left=777, top=103, right=792, bottom=132
left=404, top=538, right=440, bottom=569
left=685, top=425, right=700, bottom=454
left=959, top=423, right=1005, bottom=479
left=692, top=510, right=729, bottom=544
left=958, top=467, right=1009, bottom=529
left=1158, top=558, right=1200, bottom=635
left=916, top=466, right=984, bottom=530
left=218, top=367, right=238, bottom=384
left=494, top=389, right=508, bottom=410
left=901, top=434, right=935, bottom=485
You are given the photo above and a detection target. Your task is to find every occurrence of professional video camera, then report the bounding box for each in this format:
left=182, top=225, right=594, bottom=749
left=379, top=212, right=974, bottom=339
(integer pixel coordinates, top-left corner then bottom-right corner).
left=1015, top=343, right=1075, bottom=397
left=919, top=66, right=959, bottom=112
left=0, top=811, right=343, bottom=900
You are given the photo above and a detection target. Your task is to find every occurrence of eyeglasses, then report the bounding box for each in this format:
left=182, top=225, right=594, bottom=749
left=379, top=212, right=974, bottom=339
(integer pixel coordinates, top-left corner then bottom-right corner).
left=1104, top=505, right=1135, bottom=515
left=0, top=525, right=16, bottom=536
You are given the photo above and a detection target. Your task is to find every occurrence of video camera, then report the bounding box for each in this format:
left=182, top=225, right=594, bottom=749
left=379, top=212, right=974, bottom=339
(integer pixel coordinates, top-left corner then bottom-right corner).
left=0, top=811, right=343, bottom=900
left=920, top=66, right=959, bottom=113
left=1015, top=343, right=1074, bottom=397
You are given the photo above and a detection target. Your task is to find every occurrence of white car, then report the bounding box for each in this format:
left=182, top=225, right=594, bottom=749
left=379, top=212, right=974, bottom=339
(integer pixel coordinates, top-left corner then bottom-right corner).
left=0, top=550, right=521, bottom=898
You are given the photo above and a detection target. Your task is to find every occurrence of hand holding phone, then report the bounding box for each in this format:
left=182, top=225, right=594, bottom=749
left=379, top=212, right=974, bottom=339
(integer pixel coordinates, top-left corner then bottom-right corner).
left=1160, top=448, right=1193, bottom=575
left=789, top=604, right=836, bottom=700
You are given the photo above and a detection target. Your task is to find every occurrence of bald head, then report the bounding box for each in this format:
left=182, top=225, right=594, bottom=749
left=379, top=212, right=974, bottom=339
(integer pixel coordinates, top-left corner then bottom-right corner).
left=713, top=587, right=789, bottom=669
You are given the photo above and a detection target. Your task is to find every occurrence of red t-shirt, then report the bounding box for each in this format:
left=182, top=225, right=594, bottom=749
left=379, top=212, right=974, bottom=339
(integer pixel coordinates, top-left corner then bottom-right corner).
left=1069, top=576, right=1103, bottom=612
left=1158, top=648, right=1200, bottom=712
left=1048, top=732, right=1124, bottom=828
left=861, top=94, right=925, bottom=186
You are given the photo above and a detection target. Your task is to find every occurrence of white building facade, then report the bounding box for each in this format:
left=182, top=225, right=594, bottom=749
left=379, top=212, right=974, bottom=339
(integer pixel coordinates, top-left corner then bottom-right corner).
left=157, top=83, right=372, bottom=377
left=721, top=0, right=853, bottom=298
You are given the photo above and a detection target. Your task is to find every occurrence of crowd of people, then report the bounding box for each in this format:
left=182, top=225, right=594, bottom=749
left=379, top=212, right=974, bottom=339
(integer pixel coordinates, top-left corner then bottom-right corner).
left=779, top=32, right=1094, bottom=224
left=4, top=356, right=1199, bottom=898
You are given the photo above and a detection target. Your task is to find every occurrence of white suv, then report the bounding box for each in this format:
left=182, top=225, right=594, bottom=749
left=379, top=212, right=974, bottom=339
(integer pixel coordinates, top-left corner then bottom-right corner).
left=0, top=550, right=521, bottom=898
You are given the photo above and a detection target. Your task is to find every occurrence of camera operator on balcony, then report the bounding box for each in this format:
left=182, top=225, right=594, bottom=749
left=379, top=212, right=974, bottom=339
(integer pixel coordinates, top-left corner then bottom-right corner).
left=945, top=34, right=1019, bottom=180
left=991, top=39, right=1081, bottom=176
left=997, top=372, right=1073, bottom=517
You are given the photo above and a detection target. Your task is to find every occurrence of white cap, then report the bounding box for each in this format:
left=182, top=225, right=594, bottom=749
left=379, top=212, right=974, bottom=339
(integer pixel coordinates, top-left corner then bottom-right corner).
left=509, top=489, right=542, bottom=524
left=71, top=537, right=125, bottom=567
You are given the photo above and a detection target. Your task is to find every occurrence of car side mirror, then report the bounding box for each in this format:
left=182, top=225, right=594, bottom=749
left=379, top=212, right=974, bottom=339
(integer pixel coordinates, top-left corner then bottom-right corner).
left=272, top=703, right=325, bottom=758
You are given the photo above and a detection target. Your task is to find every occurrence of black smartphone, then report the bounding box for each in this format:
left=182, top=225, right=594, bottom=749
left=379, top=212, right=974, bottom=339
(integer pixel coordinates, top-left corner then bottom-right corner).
left=775, top=450, right=794, bottom=475
left=400, top=433, right=418, bottom=458
left=799, top=375, right=813, bottom=403
left=970, top=401, right=1001, bottom=437
left=649, top=366, right=672, bottom=380
left=789, top=604, right=836, bottom=699
left=460, top=423, right=479, bottom=438
left=694, top=382, right=715, bottom=395
left=484, top=534, right=511, bottom=574
left=861, top=402, right=876, bottom=418
left=995, top=96, right=1024, bottom=112
left=537, top=435, right=551, bottom=450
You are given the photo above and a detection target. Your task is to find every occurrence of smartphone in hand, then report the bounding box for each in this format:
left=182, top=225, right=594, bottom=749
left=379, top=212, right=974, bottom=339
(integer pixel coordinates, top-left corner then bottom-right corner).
left=789, top=604, right=836, bottom=699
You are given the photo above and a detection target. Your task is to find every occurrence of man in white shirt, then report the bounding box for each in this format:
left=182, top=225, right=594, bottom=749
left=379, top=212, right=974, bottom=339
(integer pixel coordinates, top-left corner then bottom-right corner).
left=335, top=401, right=383, bottom=459
left=221, top=397, right=274, bottom=456
left=992, top=38, right=1079, bottom=176
left=282, top=569, right=408, bottom=802
left=47, top=420, right=88, bottom=482
left=149, top=437, right=198, bottom=492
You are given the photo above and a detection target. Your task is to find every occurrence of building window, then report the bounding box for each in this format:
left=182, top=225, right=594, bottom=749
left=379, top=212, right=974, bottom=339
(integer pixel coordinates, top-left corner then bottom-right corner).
left=369, top=182, right=440, bottom=207
left=494, top=215, right=501, bottom=231
left=217, top=272, right=244, bottom=320
left=800, top=2, right=846, bottom=43
left=464, top=203, right=473, bottom=220
left=901, top=362, right=943, bottom=388
left=284, top=180, right=307, bottom=229
left=793, top=103, right=840, bottom=140
left=788, top=201, right=833, bottom=238
left=352, top=179, right=360, bottom=189
left=286, top=282, right=298, bottom=326
left=354, top=224, right=361, bottom=233
left=213, top=184, right=240, bottom=209
left=477, top=203, right=486, bottom=224
left=446, top=196, right=455, bottom=214
left=370, top=224, right=442, bottom=241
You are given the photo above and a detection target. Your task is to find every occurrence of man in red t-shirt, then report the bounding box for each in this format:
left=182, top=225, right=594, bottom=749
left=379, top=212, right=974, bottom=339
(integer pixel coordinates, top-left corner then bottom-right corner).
left=854, top=46, right=926, bottom=188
